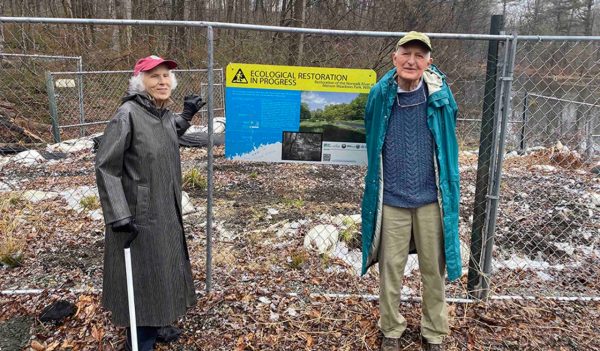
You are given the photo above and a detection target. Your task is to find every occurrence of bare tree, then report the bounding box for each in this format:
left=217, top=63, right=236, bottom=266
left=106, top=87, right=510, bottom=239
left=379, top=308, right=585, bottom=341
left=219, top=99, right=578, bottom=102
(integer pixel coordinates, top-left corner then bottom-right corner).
left=109, top=0, right=121, bottom=51
left=123, top=0, right=132, bottom=47
left=288, top=0, right=306, bottom=65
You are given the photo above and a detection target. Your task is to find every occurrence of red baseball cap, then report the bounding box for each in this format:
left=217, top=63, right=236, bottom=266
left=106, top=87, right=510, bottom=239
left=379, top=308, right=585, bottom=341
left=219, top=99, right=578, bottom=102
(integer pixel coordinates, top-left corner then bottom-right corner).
left=133, top=55, right=178, bottom=76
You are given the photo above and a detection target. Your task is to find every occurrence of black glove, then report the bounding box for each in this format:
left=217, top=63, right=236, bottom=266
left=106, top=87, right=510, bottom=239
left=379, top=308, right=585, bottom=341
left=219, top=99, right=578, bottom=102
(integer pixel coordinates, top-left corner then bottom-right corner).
left=181, top=94, right=206, bottom=121
left=112, top=217, right=139, bottom=248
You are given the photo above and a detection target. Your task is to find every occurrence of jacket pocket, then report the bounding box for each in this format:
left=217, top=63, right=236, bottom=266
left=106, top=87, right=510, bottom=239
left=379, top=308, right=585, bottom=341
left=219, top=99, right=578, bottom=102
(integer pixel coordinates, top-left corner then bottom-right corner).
left=135, top=185, right=150, bottom=225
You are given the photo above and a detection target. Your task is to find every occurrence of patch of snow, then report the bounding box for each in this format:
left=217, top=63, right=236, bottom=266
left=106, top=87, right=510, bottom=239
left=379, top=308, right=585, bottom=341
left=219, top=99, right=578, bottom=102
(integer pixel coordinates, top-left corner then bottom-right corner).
left=186, top=117, right=226, bottom=135
left=0, top=180, right=14, bottom=192
left=526, top=146, right=547, bottom=153
left=258, top=296, right=271, bottom=304
left=494, top=254, right=551, bottom=271
left=402, top=286, right=415, bottom=296
left=491, top=253, right=587, bottom=273
left=588, top=192, right=600, bottom=207
left=215, top=221, right=235, bottom=241
left=460, top=165, right=477, bottom=173
left=330, top=241, right=362, bottom=275
left=59, top=186, right=99, bottom=213
left=276, top=222, right=299, bottom=238
left=22, top=190, right=59, bottom=203
left=12, top=150, right=45, bottom=165
left=286, top=307, right=298, bottom=317
left=304, top=224, right=338, bottom=254
left=530, top=165, right=557, bottom=172
left=89, top=209, right=103, bottom=221
left=182, top=191, right=195, bottom=215
left=267, top=208, right=279, bottom=215
left=404, top=256, right=419, bottom=277
left=47, top=138, right=94, bottom=153
left=536, top=271, right=553, bottom=281
left=460, top=239, right=471, bottom=265
left=505, top=151, right=519, bottom=159
left=552, top=242, right=575, bottom=256
left=579, top=246, right=595, bottom=257
left=331, top=214, right=361, bottom=227
left=0, top=156, right=10, bottom=171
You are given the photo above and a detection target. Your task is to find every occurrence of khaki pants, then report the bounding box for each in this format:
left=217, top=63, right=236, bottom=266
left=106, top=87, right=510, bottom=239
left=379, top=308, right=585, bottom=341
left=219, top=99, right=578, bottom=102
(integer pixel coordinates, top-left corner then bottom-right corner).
left=378, top=203, right=449, bottom=344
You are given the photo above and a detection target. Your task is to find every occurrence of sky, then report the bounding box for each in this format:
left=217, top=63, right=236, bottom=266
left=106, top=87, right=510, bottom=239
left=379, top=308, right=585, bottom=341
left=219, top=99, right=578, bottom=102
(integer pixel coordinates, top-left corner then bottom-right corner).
left=301, top=91, right=358, bottom=111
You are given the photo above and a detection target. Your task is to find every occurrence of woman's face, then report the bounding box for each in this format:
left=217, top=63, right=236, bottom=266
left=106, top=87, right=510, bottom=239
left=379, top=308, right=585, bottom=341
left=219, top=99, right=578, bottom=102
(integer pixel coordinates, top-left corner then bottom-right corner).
left=142, top=64, right=172, bottom=103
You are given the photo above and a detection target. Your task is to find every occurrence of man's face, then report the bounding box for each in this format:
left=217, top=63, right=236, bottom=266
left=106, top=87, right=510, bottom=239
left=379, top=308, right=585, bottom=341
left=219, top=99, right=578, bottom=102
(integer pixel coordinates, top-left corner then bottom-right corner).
left=392, top=42, right=432, bottom=85
left=142, top=64, right=173, bottom=103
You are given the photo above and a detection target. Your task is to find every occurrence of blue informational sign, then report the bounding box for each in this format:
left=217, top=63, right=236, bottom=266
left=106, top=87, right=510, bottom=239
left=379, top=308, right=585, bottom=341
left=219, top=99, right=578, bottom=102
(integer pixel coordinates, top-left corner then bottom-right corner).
left=225, top=63, right=376, bottom=165
left=225, top=88, right=301, bottom=158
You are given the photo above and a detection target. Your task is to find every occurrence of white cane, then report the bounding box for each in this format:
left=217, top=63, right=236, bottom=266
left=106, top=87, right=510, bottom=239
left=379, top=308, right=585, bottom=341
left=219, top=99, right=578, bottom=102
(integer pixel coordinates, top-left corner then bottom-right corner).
left=124, top=229, right=139, bottom=351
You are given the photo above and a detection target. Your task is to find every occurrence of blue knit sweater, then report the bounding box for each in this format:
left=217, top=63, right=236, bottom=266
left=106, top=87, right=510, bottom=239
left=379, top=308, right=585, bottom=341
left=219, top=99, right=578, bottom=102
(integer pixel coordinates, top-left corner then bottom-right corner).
left=382, top=82, right=438, bottom=208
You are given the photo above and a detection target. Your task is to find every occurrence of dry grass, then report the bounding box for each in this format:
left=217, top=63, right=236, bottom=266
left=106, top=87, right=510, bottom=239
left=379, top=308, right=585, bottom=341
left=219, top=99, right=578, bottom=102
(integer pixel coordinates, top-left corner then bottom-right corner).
left=0, top=193, right=27, bottom=267
left=79, top=195, right=100, bottom=211
left=183, top=168, right=207, bottom=191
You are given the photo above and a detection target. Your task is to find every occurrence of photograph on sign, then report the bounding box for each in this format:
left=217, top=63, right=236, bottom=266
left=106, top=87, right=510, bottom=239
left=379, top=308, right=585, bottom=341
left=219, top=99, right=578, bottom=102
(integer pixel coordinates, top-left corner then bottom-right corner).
left=282, top=131, right=323, bottom=162
left=225, top=63, right=375, bottom=165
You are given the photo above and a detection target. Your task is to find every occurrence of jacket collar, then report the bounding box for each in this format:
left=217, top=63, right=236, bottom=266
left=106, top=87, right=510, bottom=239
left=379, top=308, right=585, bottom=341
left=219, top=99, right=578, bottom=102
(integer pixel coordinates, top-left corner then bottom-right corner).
left=385, top=64, right=445, bottom=96
left=122, top=92, right=173, bottom=118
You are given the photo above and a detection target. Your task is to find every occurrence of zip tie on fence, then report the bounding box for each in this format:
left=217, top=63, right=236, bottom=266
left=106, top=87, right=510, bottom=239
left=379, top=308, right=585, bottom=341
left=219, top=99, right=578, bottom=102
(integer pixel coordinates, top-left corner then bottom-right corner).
left=3, top=288, right=599, bottom=302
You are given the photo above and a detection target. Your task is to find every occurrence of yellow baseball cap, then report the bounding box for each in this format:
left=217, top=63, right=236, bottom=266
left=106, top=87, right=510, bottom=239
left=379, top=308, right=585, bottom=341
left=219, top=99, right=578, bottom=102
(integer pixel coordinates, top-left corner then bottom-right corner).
left=396, top=31, right=432, bottom=51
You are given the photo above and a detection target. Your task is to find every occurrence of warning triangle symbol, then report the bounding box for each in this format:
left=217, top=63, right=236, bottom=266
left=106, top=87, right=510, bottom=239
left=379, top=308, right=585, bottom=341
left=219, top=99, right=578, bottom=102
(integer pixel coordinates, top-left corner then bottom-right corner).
left=232, top=68, right=248, bottom=84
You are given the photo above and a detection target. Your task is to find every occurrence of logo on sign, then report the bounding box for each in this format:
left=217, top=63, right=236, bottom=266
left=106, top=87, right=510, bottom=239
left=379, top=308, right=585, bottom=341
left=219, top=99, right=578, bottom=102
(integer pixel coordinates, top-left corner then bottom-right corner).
left=232, top=68, right=248, bottom=84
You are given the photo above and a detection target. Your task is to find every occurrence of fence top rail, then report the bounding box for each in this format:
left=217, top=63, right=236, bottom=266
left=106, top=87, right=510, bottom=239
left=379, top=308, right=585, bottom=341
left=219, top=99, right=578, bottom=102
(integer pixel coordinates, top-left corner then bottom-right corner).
left=517, top=35, right=600, bottom=41
left=0, top=16, right=513, bottom=40
left=0, top=52, right=81, bottom=60
left=49, top=68, right=223, bottom=75
left=4, top=17, right=600, bottom=41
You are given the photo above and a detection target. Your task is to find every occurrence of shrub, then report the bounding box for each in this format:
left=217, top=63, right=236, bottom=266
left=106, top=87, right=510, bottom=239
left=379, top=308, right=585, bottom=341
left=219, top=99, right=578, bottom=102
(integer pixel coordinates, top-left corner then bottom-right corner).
left=0, top=234, right=25, bottom=268
left=288, top=250, right=307, bottom=270
left=183, top=168, right=207, bottom=191
left=80, top=195, right=100, bottom=211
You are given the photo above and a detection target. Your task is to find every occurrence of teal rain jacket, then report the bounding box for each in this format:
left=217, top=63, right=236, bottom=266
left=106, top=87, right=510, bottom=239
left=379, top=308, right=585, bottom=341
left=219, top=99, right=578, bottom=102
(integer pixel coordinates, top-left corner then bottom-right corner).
left=361, top=65, right=462, bottom=281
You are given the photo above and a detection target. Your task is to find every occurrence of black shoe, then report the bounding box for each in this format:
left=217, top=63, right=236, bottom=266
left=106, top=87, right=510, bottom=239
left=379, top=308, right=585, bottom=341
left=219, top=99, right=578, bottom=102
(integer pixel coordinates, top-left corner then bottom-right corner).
left=157, top=326, right=182, bottom=343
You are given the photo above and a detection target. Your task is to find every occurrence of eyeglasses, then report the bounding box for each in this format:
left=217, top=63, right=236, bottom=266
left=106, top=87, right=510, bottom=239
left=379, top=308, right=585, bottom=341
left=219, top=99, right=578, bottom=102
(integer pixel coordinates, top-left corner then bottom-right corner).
left=396, top=88, right=426, bottom=108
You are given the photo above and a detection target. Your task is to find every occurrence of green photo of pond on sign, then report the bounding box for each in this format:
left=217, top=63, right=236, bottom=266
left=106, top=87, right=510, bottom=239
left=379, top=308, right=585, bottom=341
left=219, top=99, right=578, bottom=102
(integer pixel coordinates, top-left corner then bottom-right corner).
left=299, top=91, right=367, bottom=143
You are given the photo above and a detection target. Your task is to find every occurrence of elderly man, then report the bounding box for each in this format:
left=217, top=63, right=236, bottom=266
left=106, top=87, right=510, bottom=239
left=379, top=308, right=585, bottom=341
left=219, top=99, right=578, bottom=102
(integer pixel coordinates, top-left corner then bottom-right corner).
left=360, top=32, right=462, bottom=351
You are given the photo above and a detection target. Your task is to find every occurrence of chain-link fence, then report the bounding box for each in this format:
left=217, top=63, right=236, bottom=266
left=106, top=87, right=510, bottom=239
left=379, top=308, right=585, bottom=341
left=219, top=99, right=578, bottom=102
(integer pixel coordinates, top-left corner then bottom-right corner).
left=0, top=19, right=598, bottom=302
left=46, top=69, right=224, bottom=141
left=490, top=39, right=600, bottom=297
left=0, top=53, right=81, bottom=146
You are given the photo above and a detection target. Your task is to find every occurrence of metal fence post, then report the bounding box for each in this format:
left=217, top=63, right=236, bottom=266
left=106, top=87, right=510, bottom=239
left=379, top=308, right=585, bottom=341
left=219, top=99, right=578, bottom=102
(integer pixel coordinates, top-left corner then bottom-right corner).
left=45, top=71, right=61, bottom=143
left=467, top=14, right=504, bottom=298
left=480, top=34, right=518, bottom=299
left=76, top=57, right=85, bottom=137
left=520, top=92, right=528, bottom=152
left=206, top=25, right=214, bottom=293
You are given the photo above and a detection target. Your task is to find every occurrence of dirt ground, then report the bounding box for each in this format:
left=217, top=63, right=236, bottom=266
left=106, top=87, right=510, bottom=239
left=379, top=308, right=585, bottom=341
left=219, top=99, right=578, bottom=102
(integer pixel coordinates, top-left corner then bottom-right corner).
left=1, top=144, right=599, bottom=350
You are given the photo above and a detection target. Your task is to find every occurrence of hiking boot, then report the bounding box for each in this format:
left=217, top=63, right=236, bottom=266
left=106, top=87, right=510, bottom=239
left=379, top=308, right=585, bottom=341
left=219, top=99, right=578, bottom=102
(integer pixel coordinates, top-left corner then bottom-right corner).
left=381, top=336, right=399, bottom=351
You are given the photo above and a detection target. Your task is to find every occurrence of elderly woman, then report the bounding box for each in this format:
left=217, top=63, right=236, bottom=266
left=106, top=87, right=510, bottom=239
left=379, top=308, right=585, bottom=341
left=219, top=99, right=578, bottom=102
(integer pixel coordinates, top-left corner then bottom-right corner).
left=95, top=55, right=204, bottom=350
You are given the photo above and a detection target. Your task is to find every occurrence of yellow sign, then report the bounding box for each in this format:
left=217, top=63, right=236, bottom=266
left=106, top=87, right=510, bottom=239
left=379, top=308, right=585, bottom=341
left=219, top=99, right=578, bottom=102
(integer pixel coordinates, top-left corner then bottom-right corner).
left=226, top=63, right=376, bottom=93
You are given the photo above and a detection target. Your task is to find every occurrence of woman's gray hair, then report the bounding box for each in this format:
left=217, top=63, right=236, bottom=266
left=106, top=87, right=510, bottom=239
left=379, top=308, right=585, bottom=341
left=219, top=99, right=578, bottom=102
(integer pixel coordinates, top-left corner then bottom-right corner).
left=128, top=70, right=178, bottom=94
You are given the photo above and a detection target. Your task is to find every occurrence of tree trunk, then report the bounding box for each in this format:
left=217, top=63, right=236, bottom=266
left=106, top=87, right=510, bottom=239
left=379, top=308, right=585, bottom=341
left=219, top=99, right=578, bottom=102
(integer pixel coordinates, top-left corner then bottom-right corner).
left=109, top=0, right=121, bottom=52
left=287, top=0, right=306, bottom=65
left=583, top=0, right=594, bottom=36
left=0, top=2, right=4, bottom=52
left=123, top=0, right=132, bottom=48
